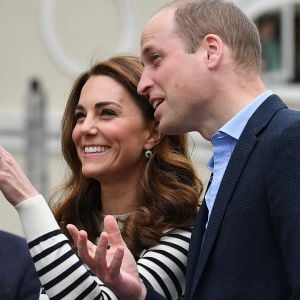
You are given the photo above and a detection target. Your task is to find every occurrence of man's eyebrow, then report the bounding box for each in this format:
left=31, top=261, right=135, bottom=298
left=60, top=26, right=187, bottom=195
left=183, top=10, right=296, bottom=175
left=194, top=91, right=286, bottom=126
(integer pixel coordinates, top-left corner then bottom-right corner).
left=141, top=45, right=154, bottom=60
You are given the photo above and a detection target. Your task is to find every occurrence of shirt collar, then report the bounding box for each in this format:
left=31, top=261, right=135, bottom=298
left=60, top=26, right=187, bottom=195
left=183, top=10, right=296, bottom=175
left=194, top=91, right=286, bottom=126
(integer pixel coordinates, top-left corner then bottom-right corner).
left=207, top=90, right=273, bottom=171
left=219, top=90, right=273, bottom=140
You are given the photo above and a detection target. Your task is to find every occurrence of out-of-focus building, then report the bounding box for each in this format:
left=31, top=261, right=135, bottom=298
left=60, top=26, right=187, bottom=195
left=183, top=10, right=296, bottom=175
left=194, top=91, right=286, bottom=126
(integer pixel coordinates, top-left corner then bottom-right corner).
left=0, top=0, right=299, bottom=235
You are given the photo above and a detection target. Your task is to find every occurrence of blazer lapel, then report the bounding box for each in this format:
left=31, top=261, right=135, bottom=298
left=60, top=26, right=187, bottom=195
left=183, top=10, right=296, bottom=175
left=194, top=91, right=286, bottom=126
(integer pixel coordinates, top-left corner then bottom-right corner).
left=185, top=201, right=208, bottom=297
left=188, top=95, right=286, bottom=299
left=185, top=174, right=212, bottom=297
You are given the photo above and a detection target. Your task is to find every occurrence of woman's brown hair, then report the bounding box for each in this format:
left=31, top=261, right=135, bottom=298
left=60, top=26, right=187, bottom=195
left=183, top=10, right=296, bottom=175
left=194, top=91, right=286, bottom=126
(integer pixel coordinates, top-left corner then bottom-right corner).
left=52, top=55, right=203, bottom=256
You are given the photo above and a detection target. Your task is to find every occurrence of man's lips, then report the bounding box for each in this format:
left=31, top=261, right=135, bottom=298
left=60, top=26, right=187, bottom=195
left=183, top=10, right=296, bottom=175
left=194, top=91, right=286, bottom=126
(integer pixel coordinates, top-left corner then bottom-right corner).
left=151, top=98, right=164, bottom=109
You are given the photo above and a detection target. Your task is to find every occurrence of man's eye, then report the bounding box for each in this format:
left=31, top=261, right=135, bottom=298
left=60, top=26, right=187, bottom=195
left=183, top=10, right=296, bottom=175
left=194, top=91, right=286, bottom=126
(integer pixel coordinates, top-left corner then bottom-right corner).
left=150, top=54, right=162, bottom=66
left=151, top=54, right=160, bottom=61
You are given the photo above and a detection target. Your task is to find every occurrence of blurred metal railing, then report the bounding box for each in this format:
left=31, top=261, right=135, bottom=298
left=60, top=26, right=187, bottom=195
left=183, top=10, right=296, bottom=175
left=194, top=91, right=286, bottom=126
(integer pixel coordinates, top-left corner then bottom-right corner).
left=25, top=78, right=48, bottom=195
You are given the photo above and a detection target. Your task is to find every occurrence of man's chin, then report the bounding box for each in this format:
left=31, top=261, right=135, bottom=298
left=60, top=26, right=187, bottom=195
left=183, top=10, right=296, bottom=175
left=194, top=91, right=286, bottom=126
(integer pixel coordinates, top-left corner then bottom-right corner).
left=158, top=121, right=186, bottom=135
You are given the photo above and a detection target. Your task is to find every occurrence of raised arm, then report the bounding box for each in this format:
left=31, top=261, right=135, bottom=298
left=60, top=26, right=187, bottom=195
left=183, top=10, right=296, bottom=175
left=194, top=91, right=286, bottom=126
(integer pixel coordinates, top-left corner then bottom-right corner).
left=0, top=145, right=38, bottom=204
left=0, top=146, right=120, bottom=299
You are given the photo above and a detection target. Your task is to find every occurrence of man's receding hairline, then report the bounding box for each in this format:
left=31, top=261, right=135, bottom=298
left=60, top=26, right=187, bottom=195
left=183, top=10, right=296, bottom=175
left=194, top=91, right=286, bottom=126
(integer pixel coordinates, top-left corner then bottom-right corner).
left=142, top=5, right=177, bottom=40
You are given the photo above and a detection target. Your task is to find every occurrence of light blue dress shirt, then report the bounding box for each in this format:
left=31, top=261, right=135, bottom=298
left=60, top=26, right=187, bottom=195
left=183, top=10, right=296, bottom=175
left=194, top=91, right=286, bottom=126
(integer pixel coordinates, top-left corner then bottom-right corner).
left=205, top=90, right=273, bottom=223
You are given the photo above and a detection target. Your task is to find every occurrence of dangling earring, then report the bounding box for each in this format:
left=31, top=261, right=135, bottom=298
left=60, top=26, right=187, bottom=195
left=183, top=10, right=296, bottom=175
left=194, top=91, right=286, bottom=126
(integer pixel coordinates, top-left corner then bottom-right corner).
left=145, top=149, right=153, bottom=159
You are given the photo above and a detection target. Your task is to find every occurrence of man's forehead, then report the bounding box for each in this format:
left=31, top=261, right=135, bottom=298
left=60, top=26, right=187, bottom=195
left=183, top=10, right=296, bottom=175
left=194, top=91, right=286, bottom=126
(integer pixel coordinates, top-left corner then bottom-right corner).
left=140, top=7, right=175, bottom=50
left=140, top=27, right=167, bottom=60
left=140, top=17, right=159, bottom=46
left=140, top=30, right=156, bottom=50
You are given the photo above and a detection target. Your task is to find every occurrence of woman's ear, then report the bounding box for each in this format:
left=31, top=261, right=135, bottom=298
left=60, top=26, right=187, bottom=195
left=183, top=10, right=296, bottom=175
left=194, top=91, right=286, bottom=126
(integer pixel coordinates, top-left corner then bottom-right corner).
left=144, top=120, right=164, bottom=149
left=202, top=34, right=223, bottom=69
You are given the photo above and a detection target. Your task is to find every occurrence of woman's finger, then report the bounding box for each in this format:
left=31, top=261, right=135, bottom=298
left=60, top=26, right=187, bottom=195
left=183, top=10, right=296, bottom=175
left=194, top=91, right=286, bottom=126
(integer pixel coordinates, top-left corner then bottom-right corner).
left=108, top=246, right=124, bottom=279
left=103, top=215, right=124, bottom=247
left=66, top=224, right=80, bottom=245
left=94, top=232, right=109, bottom=276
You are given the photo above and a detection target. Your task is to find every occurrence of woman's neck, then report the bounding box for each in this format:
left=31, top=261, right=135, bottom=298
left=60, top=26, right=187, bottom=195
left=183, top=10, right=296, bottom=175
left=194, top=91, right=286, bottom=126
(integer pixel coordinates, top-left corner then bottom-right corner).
left=100, top=181, right=143, bottom=215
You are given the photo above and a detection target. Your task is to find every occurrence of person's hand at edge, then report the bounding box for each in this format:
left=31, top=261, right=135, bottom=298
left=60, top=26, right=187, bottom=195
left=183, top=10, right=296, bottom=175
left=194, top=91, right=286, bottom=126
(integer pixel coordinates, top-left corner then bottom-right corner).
left=0, top=146, right=39, bottom=206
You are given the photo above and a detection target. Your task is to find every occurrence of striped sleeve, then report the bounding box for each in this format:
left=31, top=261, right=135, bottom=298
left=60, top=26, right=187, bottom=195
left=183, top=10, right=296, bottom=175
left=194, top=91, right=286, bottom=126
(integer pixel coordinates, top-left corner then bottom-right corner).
left=16, top=195, right=190, bottom=300
left=137, top=228, right=191, bottom=300
left=15, top=195, right=118, bottom=300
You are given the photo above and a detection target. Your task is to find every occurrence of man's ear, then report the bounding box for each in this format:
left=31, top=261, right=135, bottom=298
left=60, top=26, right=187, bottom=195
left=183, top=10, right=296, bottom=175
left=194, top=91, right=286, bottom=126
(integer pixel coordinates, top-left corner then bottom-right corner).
left=144, top=120, right=164, bottom=149
left=202, top=34, right=223, bottom=69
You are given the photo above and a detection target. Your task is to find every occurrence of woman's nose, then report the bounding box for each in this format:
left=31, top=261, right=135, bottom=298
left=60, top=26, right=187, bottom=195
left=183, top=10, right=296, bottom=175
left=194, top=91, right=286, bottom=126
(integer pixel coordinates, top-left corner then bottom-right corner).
left=80, top=118, right=98, bottom=135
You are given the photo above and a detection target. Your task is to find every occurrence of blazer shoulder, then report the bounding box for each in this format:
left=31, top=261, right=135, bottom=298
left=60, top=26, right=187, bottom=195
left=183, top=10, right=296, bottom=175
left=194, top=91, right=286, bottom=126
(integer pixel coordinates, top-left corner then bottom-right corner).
left=244, top=94, right=300, bottom=137
left=0, top=230, right=28, bottom=255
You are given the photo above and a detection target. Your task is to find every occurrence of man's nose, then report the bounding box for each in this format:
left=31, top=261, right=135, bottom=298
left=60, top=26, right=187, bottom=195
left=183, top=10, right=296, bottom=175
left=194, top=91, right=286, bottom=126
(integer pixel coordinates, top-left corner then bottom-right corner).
left=137, top=70, right=153, bottom=97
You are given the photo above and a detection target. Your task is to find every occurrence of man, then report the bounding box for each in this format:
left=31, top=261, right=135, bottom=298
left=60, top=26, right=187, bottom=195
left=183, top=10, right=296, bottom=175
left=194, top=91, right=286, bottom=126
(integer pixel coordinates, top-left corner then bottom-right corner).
left=68, top=0, right=300, bottom=299
left=137, top=0, right=300, bottom=299
left=0, top=230, right=41, bottom=299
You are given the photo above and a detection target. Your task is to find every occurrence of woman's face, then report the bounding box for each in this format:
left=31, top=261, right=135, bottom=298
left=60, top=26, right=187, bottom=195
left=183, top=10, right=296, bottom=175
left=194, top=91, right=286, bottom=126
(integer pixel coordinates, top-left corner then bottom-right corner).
left=72, top=75, right=153, bottom=183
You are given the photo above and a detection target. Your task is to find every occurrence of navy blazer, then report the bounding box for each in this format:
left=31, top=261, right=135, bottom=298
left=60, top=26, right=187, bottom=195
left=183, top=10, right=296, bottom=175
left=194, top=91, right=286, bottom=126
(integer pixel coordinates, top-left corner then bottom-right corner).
left=0, top=230, right=40, bottom=300
left=146, top=95, right=300, bottom=299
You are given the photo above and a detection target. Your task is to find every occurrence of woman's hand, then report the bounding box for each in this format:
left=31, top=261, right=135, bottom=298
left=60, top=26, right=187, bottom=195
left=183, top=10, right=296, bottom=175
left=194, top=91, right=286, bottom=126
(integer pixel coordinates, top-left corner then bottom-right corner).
left=66, top=224, right=99, bottom=273
left=67, top=215, right=147, bottom=300
left=0, top=146, right=39, bottom=206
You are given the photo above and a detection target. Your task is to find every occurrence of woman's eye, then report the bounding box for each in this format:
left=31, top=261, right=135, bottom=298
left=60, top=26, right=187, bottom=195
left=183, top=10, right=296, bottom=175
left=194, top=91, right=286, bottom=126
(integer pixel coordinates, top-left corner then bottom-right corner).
left=74, top=112, right=85, bottom=122
left=100, top=109, right=116, bottom=117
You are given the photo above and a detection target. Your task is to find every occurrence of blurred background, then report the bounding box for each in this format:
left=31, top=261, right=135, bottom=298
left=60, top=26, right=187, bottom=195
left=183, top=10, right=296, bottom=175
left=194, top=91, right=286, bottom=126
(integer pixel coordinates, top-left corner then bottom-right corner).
left=1, top=0, right=300, bottom=236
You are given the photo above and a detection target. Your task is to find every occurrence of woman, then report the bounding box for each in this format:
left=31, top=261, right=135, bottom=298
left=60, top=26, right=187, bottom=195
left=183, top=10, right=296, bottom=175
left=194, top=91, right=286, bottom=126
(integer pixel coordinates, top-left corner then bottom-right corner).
left=0, top=55, right=202, bottom=299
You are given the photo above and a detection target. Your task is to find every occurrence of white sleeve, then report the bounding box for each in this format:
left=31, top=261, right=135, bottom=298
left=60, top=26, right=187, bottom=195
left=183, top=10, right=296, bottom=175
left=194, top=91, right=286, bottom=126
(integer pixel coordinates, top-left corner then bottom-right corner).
left=16, top=196, right=190, bottom=300
left=39, top=292, right=50, bottom=300
left=15, top=195, right=117, bottom=300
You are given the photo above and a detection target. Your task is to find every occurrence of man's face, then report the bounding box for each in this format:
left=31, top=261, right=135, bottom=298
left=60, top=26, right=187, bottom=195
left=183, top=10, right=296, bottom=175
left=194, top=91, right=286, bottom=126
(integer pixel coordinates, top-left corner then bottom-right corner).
left=138, top=7, right=209, bottom=135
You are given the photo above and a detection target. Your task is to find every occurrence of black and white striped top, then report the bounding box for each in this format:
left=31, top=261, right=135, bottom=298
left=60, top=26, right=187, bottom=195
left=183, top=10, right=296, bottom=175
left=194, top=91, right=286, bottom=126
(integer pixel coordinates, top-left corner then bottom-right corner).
left=16, top=195, right=191, bottom=300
